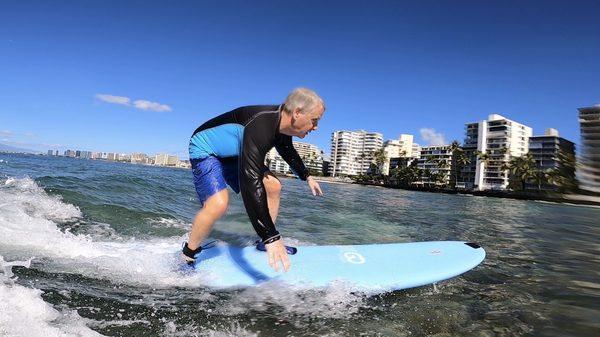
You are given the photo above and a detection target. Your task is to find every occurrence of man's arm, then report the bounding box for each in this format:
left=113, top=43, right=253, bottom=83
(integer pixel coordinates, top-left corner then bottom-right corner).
left=274, top=134, right=310, bottom=180
left=239, top=117, right=280, bottom=244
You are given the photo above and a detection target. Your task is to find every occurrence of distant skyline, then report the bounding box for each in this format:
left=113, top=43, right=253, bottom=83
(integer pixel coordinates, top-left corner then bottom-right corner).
left=1, top=1, right=599, bottom=158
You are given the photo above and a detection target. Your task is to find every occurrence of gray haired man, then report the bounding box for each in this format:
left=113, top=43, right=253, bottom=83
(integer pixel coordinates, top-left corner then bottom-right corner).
left=184, top=88, right=325, bottom=271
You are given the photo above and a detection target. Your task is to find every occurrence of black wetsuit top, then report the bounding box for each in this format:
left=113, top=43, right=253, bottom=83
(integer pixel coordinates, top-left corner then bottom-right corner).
left=190, top=105, right=309, bottom=243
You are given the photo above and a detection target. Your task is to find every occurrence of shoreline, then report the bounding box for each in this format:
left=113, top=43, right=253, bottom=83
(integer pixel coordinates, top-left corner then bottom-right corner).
left=271, top=172, right=600, bottom=207
left=7, top=153, right=599, bottom=207
left=353, top=181, right=600, bottom=207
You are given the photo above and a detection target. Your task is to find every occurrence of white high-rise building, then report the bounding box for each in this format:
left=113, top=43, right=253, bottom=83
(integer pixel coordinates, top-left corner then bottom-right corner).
left=330, top=130, right=383, bottom=177
left=578, top=105, right=600, bottom=194
left=411, top=143, right=421, bottom=159
left=464, top=114, right=533, bottom=190
left=382, top=134, right=415, bottom=175
left=155, top=154, right=179, bottom=166
left=265, top=141, right=324, bottom=175
left=131, top=153, right=148, bottom=164
left=417, top=145, right=453, bottom=185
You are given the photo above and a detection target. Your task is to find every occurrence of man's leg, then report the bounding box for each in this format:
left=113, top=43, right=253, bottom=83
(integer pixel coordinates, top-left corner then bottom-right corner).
left=186, top=189, right=229, bottom=254
left=263, top=174, right=282, bottom=223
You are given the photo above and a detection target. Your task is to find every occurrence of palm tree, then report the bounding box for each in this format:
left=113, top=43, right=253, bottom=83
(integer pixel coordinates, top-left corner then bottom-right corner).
left=454, top=151, right=471, bottom=188
left=475, top=150, right=492, bottom=166
left=448, top=140, right=461, bottom=153
left=434, top=171, right=447, bottom=187
left=506, top=153, right=536, bottom=191
left=532, top=170, right=547, bottom=190
left=546, top=149, right=578, bottom=193
left=373, top=148, right=387, bottom=175
left=358, top=153, right=367, bottom=175
left=448, top=140, right=461, bottom=188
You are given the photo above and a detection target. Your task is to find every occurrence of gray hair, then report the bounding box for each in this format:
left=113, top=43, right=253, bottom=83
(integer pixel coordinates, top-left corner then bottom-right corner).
left=283, top=88, right=325, bottom=114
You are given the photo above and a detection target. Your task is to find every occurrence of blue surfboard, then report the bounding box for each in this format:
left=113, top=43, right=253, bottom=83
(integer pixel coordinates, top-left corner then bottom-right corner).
left=189, top=241, right=485, bottom=291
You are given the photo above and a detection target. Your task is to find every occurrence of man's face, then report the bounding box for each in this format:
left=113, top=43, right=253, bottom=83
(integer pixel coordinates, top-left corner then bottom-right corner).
left=291, top=105, right=324, bottom=138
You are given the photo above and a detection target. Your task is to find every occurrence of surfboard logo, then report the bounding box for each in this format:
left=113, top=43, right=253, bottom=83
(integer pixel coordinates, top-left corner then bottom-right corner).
left=343, top=251, right=366, bottom=264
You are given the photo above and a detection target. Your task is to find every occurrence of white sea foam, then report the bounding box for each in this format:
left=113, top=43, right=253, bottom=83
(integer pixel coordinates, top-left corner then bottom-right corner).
left=0, top=256, right=105, bottom=337
left=161, top=322, right=258, bottom=337
left=218, top=280, right=370, bottom=320
left=0, top=177, right=211, bottom=288
left=149, top=217, right=191, bottom=230
left=0, top=177, right=371, bottom=321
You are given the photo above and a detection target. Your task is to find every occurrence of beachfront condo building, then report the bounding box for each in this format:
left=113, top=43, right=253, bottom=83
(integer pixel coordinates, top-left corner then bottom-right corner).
left=578, top=105, right=600, bottom=194
left=417, top=145, right=453, bottom=186
left=266, top=141, right=324, bottom=176
left=460, top=114, right=533, bottom=190
left=131, top=152, right=149, bottom=164
left=412, top=143, right=421, bottom=159
left=382, top=134, right=417, bottom=175
left=330, top=130, right=383, bottom=177
left=528, top=128, right=575, bottom=190
left=154, top=153, right=179, bottom=166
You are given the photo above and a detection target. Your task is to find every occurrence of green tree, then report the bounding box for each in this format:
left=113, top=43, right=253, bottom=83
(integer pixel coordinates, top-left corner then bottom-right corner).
left=506, top=153, right=536, bottom=191
left=531, top=170, right=547, bottom=190
left=475, top=150, right=492, bottom=166
left=546, top=149, right=578, bottom=193
left=448, top=141, right=461, bottom=188
left=454, top=151, right=471, bottom=188
left=373, top=148, right=387, bottom=175
left=390, top=161, right=422, bottom=187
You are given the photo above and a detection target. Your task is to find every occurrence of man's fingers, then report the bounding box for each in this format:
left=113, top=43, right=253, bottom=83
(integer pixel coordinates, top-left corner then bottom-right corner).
left=275, top=252, right=290, bottom=272
left=268, top=251, right=276, bottom=270
left=281, top=254, right=291, bottom=272
left=313, top=184, right=322, bottom=196
left=265, top=241, right=291, bottom=272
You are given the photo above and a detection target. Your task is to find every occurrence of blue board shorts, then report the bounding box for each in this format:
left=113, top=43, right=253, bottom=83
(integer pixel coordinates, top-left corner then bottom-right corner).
left=190, top=156, right=240, bottom=205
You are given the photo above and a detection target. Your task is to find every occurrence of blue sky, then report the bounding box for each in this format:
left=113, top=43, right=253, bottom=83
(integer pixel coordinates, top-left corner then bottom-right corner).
left=1, top=0, right=599, bottom=158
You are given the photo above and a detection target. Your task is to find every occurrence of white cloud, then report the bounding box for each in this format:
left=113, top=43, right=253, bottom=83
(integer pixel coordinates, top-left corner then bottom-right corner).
left=1, top=140, right=66, bottom=150
left=0, top=130, right=35, bottom=138
left=95, top=94, right=172, bottom=112
left=95, top=94, right=131, bottom=106
left=419, top=128, right=447, bottom=146
left=133, top=100, right=172, bottom=112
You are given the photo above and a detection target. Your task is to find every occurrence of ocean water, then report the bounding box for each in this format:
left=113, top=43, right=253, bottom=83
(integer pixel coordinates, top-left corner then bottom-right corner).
left=0, top=153, right=598, bottom=337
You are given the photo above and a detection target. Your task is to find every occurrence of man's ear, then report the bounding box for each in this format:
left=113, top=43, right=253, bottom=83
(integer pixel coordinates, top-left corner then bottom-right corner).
left=293, top=107, right=303, bottom=120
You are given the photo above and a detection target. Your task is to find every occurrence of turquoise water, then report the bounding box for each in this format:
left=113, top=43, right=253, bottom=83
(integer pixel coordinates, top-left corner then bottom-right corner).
left=0, top=153, right=598, bottom=336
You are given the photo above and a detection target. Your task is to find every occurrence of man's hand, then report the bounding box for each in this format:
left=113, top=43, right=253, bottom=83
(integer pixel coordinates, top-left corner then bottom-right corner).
left=307, top=176, right=323, bottom=196
left=265, top=239, right=291, bottom=272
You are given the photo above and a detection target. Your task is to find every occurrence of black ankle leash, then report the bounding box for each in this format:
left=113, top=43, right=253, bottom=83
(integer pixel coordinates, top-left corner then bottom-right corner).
left=182, top=242, right=203, bottom=260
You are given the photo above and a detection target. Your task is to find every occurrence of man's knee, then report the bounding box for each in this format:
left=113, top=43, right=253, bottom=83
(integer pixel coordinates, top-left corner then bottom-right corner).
left=263, top=175, right=282, bottom=196
left=204, top=189, right=229, bottom=218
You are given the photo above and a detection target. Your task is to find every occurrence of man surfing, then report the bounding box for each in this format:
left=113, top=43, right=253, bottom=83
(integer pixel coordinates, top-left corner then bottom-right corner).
left=183, top=88, right=325, bottom=272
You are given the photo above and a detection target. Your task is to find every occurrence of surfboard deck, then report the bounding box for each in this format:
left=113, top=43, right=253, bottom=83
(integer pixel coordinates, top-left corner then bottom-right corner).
left=189, top=241, right=485, bottom=291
